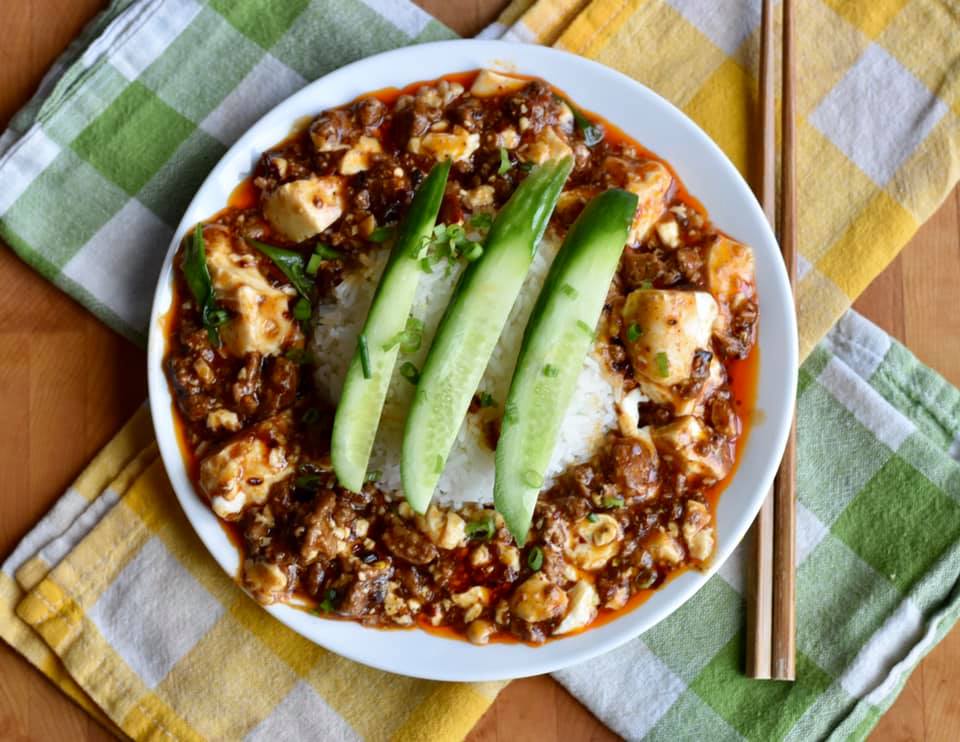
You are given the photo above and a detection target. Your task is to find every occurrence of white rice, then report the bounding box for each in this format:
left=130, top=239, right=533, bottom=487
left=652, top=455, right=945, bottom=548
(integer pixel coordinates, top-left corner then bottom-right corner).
left=310, top=231, right=618, bottom=506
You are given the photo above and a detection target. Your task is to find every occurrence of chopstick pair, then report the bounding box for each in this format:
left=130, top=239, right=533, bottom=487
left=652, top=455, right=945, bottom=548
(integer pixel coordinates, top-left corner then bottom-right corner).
left=746, top=0, right=798, bottom=681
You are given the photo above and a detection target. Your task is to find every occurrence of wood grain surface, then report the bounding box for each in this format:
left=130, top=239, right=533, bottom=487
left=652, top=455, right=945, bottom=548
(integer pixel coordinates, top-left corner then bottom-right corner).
left=0, top=1, right=957, bottom=740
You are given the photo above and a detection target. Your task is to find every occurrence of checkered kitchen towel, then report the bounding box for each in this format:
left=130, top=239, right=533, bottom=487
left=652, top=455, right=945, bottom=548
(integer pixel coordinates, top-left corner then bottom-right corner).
left=0, top=0, right=958, bottom=740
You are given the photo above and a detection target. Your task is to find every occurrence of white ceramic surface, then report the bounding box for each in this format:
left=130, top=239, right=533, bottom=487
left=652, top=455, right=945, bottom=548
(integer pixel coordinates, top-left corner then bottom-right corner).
left=147, top=40, right=797, bottom=682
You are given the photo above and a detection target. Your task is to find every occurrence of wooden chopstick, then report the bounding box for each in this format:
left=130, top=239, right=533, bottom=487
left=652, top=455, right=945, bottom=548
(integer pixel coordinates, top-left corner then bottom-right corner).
left=772, top=0, right=798, bottom=682
left=746, top=0, right=797, bottom=681
left=745, top=0, right=777, bottom=681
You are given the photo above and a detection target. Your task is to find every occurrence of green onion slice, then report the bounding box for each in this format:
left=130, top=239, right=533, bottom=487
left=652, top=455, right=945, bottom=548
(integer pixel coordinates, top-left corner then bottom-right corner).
left=527, top=546, right=543, bottom=571
left=655, top=351, right=670, bottom=378
left=368, top=225, right=395, bottom=243
left=358, top=334, right=372, bottom=379
left=465, top=515, right=496, bottom=540
left=498, top=147, right=512, bottom=175
left=248, top=239, right=312, bottom=298
left=399, top=361, right=420, bottom=385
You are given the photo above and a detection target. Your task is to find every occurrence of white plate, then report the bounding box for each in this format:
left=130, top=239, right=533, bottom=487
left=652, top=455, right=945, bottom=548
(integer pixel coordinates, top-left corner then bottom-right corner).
left=147, top=40, right=797, bottom=682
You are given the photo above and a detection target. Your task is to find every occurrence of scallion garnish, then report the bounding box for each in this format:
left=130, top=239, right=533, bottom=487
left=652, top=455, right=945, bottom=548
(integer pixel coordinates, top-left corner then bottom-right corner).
left=465, top=515, right=496, bottom=540
left=463, top=242, right=483, bottom=262
left=248, top=239, right=313, bottom=298
left=556, top=94, right=604, bottom=146
left=365, top=470, right=382, bottom=483
left=602, top=494, right=625, bottom=509
left=314, top=243, right=341, bottom=260
left=469, top=212, right=493, bottom=230
left=295, top=473, right=323, bottom=489
left=498, top=146, right=512, bottom=175
left=400, top=361, right=420, bottom=385
left=285, top=347, right=313, bottom=364
left=368, top=224, right=395, bottom=243
left=543, top=364, right=559, bottom=378
left=478, top=391, right=496, bottom=408
left=293, top=297, right=311, bottom=321
left=418, top=222, right=484, bottom=266
left=587, top=513, right=598, bottom=523
left=359, top=334, right=371, bottom=379
left=306, top=253, right=324, bottom=276
left=627, top=323, right=643, bottom=342
left=518, top=161, right=534, bottom=172
left=577, top=319, right=595, bottom=338
left=183, top=224, right=227, bottom=346
left=527, top=546, right=543, bottom=571
left=655, top=351, right=670, bottom=378
left=317, top=588, right=337, bottom=613
left=640, top=279, right=653, bottom=290
left=302, top=407, right=320, bottom=425
left=382, top=316, right=423, bottom=353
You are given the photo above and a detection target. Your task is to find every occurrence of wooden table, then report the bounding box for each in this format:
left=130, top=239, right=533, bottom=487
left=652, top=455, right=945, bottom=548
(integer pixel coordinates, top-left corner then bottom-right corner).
left=1, top=1, right=957, bottom=739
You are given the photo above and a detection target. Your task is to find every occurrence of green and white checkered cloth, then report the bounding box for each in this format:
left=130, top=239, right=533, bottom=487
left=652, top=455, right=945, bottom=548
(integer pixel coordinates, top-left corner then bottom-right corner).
left=1, top=1, right=958, bottom=740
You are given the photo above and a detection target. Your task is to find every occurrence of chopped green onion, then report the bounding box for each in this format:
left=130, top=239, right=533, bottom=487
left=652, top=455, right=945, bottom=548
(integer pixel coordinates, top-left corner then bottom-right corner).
left=358, top=334, right=371, bottom=379
left=420, top=257, right=433, bottom=273
left=602, top=495, right=625, bottom=509
left=627, top=323, right=643, bottom=342
left=465, top=515, right=496, bottom=540
left=183, top=224, right=226, bottom=347
left=527, top=546, right=543, bottom=571
left=293, top=297, right=311, bottom=321
left=560, top=283, right=578, bottom=299
left=249, top=239, right=313, bottom=299
left=285, top=347, right=313, bottom=364
left=382, top=316, right=423, bottom=353
left=314, top=243, right=341, bottom=260
left=555, top=94, right=604, bottom=146
left=587, top=513, right=598, bottom=523
left=655, top=351, right=670, bottom=378
left=302, top=408, right=320, bottom=425
left=399, top=361, right=420, bottom=385
left=543, top=364, right=559, bottom=378
left=365, top=470, right=382, bottom=483
left=518, top=161, right=534, bottom=172
left=295, top=473, right=323, bottom=488
left=368, top=225, right=395, bottom=243
left=317, top=588, right=337, bottom=613
left=478, top=391, right=496, bottom=408
left=640, top=279, right=653, bottom=290
left=306, top=253, right=324, bottom=276
left=577, top=319, right=595, bottom=338
left=469, top=212, right=493, bottom=230
left=207, top=308, right=229, bottom=327
left=522, top=469, right=544, bottom=488
left=498, top=146, right=512, bottom=175
left=463, top=243, right=484, bottom=262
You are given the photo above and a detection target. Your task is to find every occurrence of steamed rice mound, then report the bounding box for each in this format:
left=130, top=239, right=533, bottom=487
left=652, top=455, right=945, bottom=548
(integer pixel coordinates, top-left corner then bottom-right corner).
left=310, top=228, right=618, bottom=505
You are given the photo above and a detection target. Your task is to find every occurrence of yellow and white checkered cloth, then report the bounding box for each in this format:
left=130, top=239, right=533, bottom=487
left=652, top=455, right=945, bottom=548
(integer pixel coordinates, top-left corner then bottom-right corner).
left=2, top=1, right=958, bottom=740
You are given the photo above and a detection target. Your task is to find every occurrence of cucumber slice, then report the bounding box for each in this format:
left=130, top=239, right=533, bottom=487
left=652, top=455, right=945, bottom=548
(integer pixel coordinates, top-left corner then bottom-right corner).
left=495, top=189, right=639, bottom=544
left=331, top=160, right=451, bottom=492
left=401, top=158, right=574, bottom=513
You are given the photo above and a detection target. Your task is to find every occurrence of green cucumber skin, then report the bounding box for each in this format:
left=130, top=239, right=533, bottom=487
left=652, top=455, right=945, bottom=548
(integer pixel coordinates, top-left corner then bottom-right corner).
left=331, top=160, right=451, bottom=492
left=401, top=158, right=574, bottom=513
left=494, top=188, right=639, bottom=544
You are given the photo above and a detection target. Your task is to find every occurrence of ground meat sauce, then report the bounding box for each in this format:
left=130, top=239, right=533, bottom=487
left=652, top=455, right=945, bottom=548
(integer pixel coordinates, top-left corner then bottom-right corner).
left=164, top=70, right=759, bottom=645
